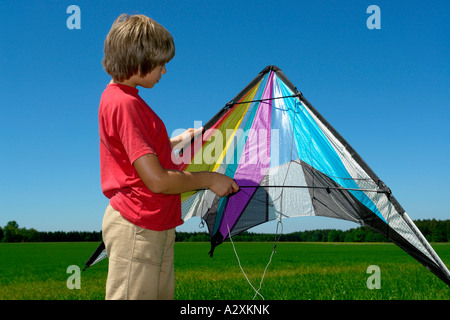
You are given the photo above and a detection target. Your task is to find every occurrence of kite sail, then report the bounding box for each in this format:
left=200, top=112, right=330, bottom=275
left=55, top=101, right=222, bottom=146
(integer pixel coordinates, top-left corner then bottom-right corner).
left=84, top=65, right=450, bottom=287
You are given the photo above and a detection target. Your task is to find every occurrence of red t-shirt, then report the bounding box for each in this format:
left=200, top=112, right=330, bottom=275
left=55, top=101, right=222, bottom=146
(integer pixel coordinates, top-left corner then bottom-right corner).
left=98, top=83, right=183, bottom=231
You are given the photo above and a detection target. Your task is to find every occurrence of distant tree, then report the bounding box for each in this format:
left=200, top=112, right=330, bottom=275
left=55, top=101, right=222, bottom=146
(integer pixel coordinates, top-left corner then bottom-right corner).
left=343, top=231, right=355, bottom=242
left=355, top=228, right=367, bottom=242
left=446, top=220, right=450, bottom=242
left=365, top=230, right=386, bottom=242
left=327, top=230, right=341, bottom=242
left=3, top=221, right=20, bottom=242
left=432, top=223, right=447, bottom=242
left=20, top=228, right=40, bottom=242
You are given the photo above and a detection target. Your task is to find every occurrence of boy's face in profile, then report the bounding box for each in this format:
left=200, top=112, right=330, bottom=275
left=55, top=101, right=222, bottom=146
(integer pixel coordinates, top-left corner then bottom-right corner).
left=139, top=64, right=167, bottom=88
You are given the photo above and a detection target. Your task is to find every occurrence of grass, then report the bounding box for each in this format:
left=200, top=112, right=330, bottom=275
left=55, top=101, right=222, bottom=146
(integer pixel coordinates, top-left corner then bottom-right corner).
left=0, top=242, right=449, bottom=300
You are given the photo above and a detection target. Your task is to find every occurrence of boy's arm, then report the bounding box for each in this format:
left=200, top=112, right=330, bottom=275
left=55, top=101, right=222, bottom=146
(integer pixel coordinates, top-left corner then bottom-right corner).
left=133, top=153, right=239, bottom=197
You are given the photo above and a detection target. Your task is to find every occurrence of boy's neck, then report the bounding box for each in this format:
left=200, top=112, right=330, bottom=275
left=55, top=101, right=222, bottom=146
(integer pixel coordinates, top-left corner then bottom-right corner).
left=110, top=78, right=138, bottom=88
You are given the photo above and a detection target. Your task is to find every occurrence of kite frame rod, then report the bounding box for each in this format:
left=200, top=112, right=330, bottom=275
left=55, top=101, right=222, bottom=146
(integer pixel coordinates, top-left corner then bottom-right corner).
left=196, top=185, right=388, bottom=194
left=238, top=185, right=390, bottom=194
left=402, top=212, right=450, bottom=281
left=225, top=93, right=301, bottom=108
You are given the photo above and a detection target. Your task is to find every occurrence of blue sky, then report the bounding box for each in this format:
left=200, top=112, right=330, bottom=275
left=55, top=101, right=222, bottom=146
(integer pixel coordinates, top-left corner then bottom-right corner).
left=0, top=0, right=448, bottom=233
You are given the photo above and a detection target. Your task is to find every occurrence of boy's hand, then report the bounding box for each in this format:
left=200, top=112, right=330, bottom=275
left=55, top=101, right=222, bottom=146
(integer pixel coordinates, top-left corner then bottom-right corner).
left=207, top=172, right=240, bottom=198
left=171, top=127, right=203, bottom=149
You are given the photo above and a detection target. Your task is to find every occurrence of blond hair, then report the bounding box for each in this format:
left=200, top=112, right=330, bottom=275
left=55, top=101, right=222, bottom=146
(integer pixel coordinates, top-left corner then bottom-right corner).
left=102, top=14, right=175, bottom=82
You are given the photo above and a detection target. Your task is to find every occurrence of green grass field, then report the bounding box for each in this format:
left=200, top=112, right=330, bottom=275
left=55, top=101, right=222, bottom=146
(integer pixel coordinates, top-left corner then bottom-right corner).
left=0, top=242, right=449, bottom=300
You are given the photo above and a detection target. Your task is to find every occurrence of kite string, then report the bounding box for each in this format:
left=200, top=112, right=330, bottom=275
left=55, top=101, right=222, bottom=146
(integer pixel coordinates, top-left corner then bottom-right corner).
left=226, top=218, right=284, bottom=300
left=226, top=222, right=264, bottom=300
left=252, top=219, right=283, bottom=300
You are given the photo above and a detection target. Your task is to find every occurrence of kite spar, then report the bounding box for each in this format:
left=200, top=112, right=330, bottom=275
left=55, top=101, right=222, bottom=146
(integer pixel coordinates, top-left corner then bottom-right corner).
left=84, top=66, right=450, bottom=287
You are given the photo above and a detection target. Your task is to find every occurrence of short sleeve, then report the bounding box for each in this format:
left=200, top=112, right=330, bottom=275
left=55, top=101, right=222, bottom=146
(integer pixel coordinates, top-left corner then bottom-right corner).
left=115, top=99, right=157, bottom=164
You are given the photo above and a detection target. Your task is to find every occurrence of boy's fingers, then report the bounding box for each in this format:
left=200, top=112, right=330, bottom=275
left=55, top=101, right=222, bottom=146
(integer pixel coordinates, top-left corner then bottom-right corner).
left=193, top=127, right=203, bottom=137
left=186, top=127, right=203, bottom=140
left=228, top=180, right=239, bottom=195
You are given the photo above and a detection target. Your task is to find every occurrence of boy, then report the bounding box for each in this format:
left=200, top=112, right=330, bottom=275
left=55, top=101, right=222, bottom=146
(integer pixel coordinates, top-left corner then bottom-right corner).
left=99, top=14, right=239, bottom=300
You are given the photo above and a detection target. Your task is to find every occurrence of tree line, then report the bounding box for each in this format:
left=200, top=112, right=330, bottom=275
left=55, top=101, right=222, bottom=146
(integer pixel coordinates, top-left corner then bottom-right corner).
left=176, top=219, right=449, bottom=243
left=1, top=219, right=448, bottom=243
left=0, top=221, right=101, bottom=243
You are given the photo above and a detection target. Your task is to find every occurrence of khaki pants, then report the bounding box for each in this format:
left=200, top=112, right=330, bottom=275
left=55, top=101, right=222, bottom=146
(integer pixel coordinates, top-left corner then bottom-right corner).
left=102, top=204, right=175, bottom=300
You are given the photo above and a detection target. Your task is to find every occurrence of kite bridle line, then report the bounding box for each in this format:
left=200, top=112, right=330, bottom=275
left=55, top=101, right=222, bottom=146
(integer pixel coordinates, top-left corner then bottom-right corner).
left=224, top=209, right=284, bottom=300
left=226, top=221, right=264, bottom=300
